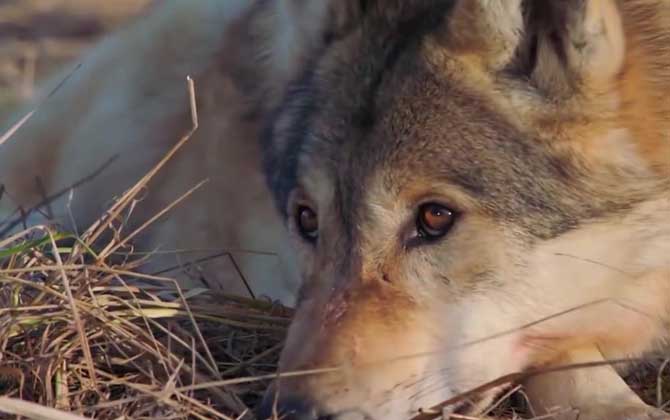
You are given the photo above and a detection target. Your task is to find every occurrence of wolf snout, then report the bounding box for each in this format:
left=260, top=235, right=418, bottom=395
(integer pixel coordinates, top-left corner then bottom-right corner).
left=256, top=395, right=334, bottom=420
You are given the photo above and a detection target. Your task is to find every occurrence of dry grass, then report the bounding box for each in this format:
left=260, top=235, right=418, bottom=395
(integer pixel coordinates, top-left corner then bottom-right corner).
left=0, top=234, right=290, bottom=418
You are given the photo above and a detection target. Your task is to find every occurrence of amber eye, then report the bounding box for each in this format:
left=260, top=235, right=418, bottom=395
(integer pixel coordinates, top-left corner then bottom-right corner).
left=417, top=203, right=457, bottom=240
left=296, top=205, right=319, bottom=242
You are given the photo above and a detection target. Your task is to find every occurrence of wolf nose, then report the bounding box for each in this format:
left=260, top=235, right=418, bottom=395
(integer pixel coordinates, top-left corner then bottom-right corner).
left=256, top=396, right=333, bottom=420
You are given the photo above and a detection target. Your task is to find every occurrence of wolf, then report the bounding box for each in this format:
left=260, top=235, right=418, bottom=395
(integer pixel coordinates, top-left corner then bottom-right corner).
left=1, top=1, right=669, bottom=419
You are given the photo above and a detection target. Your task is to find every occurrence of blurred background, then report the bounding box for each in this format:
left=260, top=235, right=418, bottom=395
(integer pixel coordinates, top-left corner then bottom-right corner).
left=0, top=0, right=151, bottom=115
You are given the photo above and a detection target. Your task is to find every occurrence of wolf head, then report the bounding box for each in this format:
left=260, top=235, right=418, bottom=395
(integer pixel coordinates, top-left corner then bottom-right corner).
left=252, top=0, right=670, bottom=418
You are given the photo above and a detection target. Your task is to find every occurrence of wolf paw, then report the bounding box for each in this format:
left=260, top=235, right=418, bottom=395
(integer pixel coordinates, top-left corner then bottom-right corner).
left=573, top=405, right=669, bottom=420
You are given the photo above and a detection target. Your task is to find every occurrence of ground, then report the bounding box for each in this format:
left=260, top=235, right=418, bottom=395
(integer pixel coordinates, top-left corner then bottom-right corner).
left=0, top=0, right=150, bottom=116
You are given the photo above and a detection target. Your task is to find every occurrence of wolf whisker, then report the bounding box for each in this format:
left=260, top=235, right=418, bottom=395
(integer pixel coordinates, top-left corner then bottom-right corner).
left=552, top=252, right=634, bottom=278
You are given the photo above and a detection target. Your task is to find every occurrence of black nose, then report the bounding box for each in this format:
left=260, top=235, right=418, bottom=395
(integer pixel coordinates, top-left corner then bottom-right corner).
left=256, top=396, right=333, bottom=420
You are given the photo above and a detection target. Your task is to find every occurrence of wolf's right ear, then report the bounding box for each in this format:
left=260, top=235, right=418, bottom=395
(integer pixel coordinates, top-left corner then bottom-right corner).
left=447, top=0, right=525, bottom=70
left=529, top=0, right=626, bottom=96
left=447, top=0, right=626, bottom=97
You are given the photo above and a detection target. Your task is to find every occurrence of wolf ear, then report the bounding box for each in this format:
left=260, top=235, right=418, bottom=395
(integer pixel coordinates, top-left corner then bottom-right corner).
left=449, top=0, right=625, bottom=96
left=529, top=0, right=625, bottom=95
left=447, top=0, right=526, bottom=69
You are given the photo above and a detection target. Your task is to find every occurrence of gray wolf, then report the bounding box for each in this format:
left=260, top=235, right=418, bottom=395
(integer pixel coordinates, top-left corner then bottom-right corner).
left=1, top=1, right=669, bottom=419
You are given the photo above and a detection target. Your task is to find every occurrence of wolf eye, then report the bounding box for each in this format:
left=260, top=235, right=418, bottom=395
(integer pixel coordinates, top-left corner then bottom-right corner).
left=296, top=206, right=319, bottom=242
left=417, top=203, right=456, bottom=240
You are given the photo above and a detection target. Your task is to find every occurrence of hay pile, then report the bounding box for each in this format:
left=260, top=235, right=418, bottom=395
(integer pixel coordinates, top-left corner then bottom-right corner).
left=0, top=224, right=290, bottom=419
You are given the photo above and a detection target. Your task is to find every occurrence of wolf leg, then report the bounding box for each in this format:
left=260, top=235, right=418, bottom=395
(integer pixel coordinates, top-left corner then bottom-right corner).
left=522, top=346, right=668, bottom=420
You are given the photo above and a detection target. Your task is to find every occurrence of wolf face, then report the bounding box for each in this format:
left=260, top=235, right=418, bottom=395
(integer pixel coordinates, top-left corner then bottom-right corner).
left=257, top=1, right=670, bottom=418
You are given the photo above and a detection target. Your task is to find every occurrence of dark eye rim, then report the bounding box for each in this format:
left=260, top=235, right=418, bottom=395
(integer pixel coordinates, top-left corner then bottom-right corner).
left=296, top=205, right=319, bottom=243
left=415, top=202, right=458, bottom=241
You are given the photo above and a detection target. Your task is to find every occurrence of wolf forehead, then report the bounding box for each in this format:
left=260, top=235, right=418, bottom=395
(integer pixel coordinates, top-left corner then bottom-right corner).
left=261, top=0, right=649, bottom=240
left=261, top=0, right=455, bottom=207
